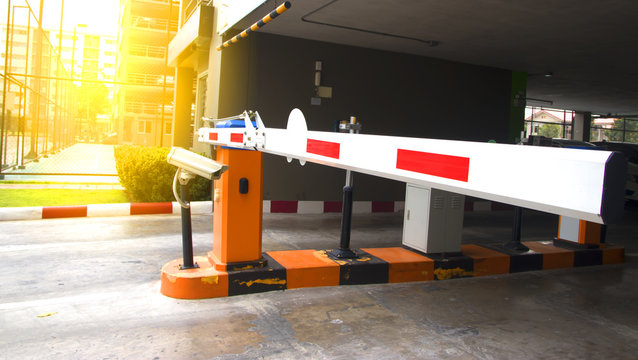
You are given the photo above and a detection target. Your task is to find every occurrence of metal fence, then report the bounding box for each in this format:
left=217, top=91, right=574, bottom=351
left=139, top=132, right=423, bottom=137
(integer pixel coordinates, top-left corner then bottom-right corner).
left=1, top=0, right=78, bottom=175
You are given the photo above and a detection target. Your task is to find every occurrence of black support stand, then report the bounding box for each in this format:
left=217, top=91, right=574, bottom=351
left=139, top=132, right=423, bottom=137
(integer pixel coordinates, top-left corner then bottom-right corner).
left=504, top=206, right=530, bottom=252
left=328, top=185, right=358, bottom=259
left=179, top=183, right=199, bottom=269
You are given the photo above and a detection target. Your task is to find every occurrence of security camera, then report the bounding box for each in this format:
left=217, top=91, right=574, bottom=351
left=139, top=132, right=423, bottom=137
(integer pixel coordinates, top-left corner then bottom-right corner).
left=167, top=147, right=228, bottom=180
left=167, top=147, right=229, bottom=209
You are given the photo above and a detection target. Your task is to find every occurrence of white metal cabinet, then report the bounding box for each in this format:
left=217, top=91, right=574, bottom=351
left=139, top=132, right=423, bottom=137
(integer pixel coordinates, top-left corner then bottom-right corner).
left=402, top=184, right=465, bottom=254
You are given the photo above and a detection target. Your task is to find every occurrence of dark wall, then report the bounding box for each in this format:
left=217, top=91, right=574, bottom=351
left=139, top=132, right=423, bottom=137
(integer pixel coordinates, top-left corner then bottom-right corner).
left=218, top=33, right=512, bottom=201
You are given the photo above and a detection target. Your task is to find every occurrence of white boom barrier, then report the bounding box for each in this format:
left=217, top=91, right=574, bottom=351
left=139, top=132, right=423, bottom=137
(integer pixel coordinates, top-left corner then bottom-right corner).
left=198, top=109, right=627, bottom=224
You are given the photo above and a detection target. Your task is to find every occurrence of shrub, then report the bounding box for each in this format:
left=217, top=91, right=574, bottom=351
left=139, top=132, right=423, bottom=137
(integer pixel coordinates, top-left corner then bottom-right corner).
left=114, top=145, right=211, bottom=203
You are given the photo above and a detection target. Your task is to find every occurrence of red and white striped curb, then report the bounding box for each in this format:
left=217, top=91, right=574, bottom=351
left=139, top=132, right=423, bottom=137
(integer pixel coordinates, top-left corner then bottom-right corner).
left=263, top=200, right=405, bottom=214
left=0, top=202, right=209, bottom=221
left=0, top=200, right=509, bottom=221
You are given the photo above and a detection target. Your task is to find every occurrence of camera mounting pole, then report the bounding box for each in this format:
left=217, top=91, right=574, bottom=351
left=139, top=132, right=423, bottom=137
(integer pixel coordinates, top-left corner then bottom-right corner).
left=167, top=147, right=229, bottom=271
left=174, top=168, right=199, bottom=270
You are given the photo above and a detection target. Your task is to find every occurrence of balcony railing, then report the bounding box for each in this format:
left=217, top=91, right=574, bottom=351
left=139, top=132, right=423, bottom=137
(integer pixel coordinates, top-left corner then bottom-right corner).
left=125, top=101, right=174, bottom=115
left=128, top=73, right=160, bottom=85
left=182, top=0, right=202, bottom=24
left=135, top=0, right=180, bottom=5
left=131, top=16, right=178, bottom=32
left=128, top=44, right=166, bottom=59
left=127, top=73, right=174, bottom=86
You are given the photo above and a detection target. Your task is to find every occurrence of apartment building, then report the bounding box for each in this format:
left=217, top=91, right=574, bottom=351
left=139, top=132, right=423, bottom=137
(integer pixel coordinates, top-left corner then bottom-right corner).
left=54, top=28, right=117, bottom=140
left=0, top=24, right=31, bottom=122
left=116, top=0, right=179, bottom=146
left=0, top=24, right=117, bottom=136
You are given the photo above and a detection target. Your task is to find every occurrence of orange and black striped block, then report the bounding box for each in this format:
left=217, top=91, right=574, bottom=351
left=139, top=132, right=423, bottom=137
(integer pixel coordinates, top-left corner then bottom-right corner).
left=160, top=242, right=624, bottom=299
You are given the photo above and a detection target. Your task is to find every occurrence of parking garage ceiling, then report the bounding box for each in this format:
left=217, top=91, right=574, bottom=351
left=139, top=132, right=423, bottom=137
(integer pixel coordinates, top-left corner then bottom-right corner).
left=237, top=0, right=638, bottom=116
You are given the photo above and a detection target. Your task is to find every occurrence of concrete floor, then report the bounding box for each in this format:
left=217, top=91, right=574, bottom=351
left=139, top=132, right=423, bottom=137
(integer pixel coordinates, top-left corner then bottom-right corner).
left=1, top=209, right=637, bottom=359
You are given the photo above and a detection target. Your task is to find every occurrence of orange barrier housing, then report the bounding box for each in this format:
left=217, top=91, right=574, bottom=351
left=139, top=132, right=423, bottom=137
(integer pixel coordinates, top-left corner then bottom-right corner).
left=209, top=148, right=264, bottom=270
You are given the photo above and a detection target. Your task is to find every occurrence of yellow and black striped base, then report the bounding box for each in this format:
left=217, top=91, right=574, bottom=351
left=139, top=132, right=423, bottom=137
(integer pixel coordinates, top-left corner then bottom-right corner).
left=160, top=241, right=624, bottom=299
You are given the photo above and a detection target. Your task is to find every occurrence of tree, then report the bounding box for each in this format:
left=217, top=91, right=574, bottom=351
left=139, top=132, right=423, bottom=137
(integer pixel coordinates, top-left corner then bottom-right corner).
left=76, top=83, right=109, bottom=140
left=538, top=123, right=561, bottom=138
left=604, top=118, right=638, bottom=143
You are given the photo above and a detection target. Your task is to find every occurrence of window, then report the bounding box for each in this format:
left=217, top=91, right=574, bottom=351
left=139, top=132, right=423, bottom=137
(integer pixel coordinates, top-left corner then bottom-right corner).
left=165, top=121, right=172, bottom=135
left=83, top=48, right=99, bottom=59
left=195, top=74, right=207, bottom=128
left=84, top=36, right=99, bottom=48
left=82, top=61, right=98, bottom=71
left=138, top=120, right=151, bottom=134
left=591, top=118, right=638, bottom=144
left=525, top=106, right=573, bottom=139
left=56, top=33, right=77, bottom=40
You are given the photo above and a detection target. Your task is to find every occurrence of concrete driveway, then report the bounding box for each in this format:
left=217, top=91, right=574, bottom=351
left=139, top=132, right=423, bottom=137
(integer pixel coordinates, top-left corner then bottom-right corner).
left=1, top=211, right=637, bottom=359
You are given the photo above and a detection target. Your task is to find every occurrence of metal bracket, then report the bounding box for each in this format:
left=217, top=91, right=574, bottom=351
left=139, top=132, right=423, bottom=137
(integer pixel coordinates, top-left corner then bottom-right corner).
left=243, top=111, right=267, bottom=149
left=178, top=169, right=196, bottom=185
left=339, top=122, right=362, bottom=132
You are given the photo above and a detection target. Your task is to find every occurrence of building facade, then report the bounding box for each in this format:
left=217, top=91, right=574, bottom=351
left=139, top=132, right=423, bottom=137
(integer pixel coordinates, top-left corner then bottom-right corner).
left=54, top=27, right=117, bottom=140
left=116, top=0, right=179, bottom=146
left=167, top=2, right=517, bottom=202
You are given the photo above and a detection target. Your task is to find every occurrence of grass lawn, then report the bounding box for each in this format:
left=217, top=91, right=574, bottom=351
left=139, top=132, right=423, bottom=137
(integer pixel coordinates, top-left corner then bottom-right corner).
left=0, top=189, right=130, bottom=207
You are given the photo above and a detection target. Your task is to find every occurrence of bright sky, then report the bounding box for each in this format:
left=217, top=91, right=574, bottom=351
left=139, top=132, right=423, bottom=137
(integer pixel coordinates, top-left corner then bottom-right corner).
left=2, top=0, right=120, bottom=36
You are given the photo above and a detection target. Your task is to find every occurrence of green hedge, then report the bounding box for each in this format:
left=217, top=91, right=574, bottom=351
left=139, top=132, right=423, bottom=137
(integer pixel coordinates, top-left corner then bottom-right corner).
left=114, top=145, right=211, bottom=203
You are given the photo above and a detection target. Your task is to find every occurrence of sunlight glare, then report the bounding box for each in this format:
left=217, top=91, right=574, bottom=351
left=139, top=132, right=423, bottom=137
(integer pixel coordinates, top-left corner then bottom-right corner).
left=41, top=0, right=120, bottom=36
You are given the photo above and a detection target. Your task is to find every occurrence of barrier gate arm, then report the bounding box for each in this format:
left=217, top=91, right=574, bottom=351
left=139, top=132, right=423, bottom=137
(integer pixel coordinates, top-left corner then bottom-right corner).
left=198, top=109, right=627, bottom=224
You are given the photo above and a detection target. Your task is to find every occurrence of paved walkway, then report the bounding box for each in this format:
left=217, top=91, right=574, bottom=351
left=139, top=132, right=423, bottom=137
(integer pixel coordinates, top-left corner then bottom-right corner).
left=1, top=142, right=122, bottom=189
left=6, top=143, right=118, bottom=175
left=0, top=183, right=124, bottom=190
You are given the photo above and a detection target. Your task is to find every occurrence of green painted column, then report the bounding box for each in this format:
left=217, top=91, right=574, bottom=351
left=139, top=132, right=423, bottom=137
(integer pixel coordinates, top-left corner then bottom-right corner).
left=508, top=71, right=527, bottom=143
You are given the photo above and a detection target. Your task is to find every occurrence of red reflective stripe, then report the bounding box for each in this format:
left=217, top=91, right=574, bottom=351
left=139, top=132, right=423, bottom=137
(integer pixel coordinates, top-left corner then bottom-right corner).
left=270, top=200, right=298, bottom=213
left=130, top=202, right=173, bottom=215
left=209, top=132, right=218, bottom=141
left=396, top=149, right=470, bottom=182
left=307, top=139, right=340, bottom=159
left=42, top=206, right=87, bottom=219
left=230, top=133, right=244, bottom=143
left=323, top=201, right=342, bottom=213
left=372, top=201, right=394, bottom=212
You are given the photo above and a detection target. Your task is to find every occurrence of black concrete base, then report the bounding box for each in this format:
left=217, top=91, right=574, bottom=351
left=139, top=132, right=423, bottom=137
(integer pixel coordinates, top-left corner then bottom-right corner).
left=485, top=244, right=543, bottom=273
left=228, top=254, right=286, bottom=296
left=553, top=238, right=600, bottom=250
left=427, top=253, right=474, bottom=280
left=335, top=249, right=389, bottom=285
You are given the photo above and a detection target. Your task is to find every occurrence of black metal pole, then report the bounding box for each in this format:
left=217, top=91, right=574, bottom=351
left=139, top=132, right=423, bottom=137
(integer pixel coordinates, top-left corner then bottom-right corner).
left=328, top=185, right=358, bottom=259
left=340, top=185, right=353, bottom=250
left=504, top=206, right=529, bottom=252
left=512, top=206, right=522, bottom=243
left=180, top=182, right=198, bottom=269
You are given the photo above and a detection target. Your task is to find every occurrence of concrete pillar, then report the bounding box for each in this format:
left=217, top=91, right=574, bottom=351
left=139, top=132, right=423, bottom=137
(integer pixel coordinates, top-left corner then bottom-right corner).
left=172, top=67, right=195, bottom=148
left=572, top=111, right=591, bottom=141
left=190, top=6, right=223, bottom=157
